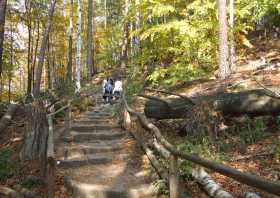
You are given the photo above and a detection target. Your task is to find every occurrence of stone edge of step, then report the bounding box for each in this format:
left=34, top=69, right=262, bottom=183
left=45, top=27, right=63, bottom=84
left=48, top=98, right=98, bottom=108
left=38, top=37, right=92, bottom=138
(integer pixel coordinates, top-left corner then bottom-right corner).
left=64, top=177, right=158, bottom=198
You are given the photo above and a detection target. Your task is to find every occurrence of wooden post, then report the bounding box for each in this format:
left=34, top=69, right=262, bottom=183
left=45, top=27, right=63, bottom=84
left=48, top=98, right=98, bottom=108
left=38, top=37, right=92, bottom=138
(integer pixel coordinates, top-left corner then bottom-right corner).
left=47, top=116, right=54, bottom=159
left=65, top=101, right=71, bottom=129
left=169, top=155, right=179, bottom=198
left=46, top=158, right=55, bottom=198
left=47, top=115, right=55, bottom=198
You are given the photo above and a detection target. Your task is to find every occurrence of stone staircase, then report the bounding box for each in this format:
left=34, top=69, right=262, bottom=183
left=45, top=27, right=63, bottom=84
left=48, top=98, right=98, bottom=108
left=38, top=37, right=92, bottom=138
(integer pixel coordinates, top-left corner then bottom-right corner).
left=56, top=99, right=156, bottom=198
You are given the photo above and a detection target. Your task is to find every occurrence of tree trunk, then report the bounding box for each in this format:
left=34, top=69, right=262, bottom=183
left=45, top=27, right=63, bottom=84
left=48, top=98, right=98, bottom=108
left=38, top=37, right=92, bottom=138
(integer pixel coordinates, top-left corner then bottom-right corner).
left=135, top=0, right=140, bottom=53
left=27, top=21, right=32, bottom=95
left=192, top=167, right=233, bottom=198
left=144, top=89, right=280, bottom=119
left=86, top=0, right=93, bottom=80
left=67, top=0, right=73, bottom=86
left=0, top=0, right=7, bottom=77
left=217, top=0, right=230, bottom=79
left=32, top=19, right=40, bottom=91
left=21, top=103, right=49, bottom=175
left=75, top=0, right=82, bottom=94
left=33, top=0, right=57, bottom=98
left=47, top=39, right=52, bottom=90
left=8, top=22, right=13, bottom=103
left=229, top=0, right=236, bottom=72
left=104, top=0, right=107, bottom=29
left=121, top=0, right=130, bottom=68
left=26, top=0, right=32, bottom=96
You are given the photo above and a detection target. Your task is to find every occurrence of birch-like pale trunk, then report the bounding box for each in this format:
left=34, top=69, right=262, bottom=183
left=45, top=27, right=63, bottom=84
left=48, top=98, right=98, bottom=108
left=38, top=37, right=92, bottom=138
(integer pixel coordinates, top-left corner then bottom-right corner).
left=75, top=0, right=82, bottom=94
left=192, top=167, right=233, bottom=198
left=217, top=0, right=230, bottom=79
left=229, top=0, right=236, bottom=72
left=67, top=0, right=73, bottom=85
left=26, top=0, right=33, bottom=95
left=86, top=0, right=93, bottom=80
left=135, top=0, right=140, bottom=49
left=33, top=0, right=57, bottom=98
left=32, top=20, right=40, bottom=90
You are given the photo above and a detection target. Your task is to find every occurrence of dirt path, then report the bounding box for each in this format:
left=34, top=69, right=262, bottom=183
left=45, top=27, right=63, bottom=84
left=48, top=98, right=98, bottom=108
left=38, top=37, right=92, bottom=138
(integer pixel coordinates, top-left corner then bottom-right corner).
left=56, top=94, right=155, bottom=198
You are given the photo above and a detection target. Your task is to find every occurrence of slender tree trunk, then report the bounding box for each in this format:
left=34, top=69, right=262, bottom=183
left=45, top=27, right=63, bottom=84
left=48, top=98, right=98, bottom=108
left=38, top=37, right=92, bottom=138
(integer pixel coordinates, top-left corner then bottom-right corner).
left=229, top=0, right=235, bottom=72
left=33, top=0, right=57, bottom=98
left=49, top=39, right=55, bottom=89
left=47, top=38, right=52, bottom=90
left=8, top=22, right=13, bottom=103
left=26, top=1, right=33, bottom=95
left=104, top=0, right=107, bottom=29
left=217, top=0, right=230, bottom=79
left=87, top=0, right=93, bottom=80
left=121, top=0, right=130, bottom=68
left=0, top=0, right=7, bottom=77
left=0, top=77, right=2, bottom=101
left=135, top=0, right=140, bottom=53
left=32, top=19, right=40, bottom=92
left=75, top=0, right=82, bottom=94
left=67, top=0, right=73, bottom=85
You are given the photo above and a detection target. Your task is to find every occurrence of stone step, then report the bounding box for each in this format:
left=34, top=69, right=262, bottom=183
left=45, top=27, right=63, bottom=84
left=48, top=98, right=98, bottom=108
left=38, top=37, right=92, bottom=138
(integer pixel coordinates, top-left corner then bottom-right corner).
left=64, top=179, right=157, bottom=198
left=71, top=124, right=119, bottom=132
left=58, top=152, right=130, bottom=168
left=79, top=115, right=114, bottom=120
left=62, top=131, right=126, bottom=142
left=56, top=144, right=123, bottom=160
left=84, top=112, right=112, bottom=117
left=58, top=155, right=113, bottom=168
left=73, top=119, right=116, bottom=125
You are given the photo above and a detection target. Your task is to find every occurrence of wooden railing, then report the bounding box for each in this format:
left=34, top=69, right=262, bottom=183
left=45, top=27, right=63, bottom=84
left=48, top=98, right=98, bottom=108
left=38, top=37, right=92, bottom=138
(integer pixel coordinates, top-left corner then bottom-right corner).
left=46, top=101, right=71, bottom=198
left=121, top=93, right=280, bottom=198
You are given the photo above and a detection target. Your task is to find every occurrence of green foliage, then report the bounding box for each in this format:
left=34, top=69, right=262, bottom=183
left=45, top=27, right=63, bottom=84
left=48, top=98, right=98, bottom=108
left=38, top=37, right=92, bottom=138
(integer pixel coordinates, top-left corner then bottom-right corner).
left=153, top=179, right=168, bottom=195
left=125, top=77, right=143, bottom=103
left=177, top=137, right=225, bottom=178
left=0, top=149, right=17, bottom=181
left=274, top=136, right=280, bottom=163
left=275, top=115, right=280, bottom=130
left=71, top=95, right=94, bottom=112
left=239, top=118, right=266, bottom=145
left=21, top=176, right=44, bottom=189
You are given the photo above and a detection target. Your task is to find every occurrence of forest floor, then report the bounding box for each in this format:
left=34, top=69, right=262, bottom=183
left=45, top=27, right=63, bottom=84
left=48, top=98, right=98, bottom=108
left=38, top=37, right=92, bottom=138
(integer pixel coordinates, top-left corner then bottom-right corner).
left=143, top=36, right=280, bottom=197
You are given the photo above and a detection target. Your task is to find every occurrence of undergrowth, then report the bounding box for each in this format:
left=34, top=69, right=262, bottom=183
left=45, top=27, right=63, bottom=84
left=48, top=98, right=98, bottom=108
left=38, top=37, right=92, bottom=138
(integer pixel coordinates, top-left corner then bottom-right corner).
left=0, top=149, right=17, bottom=182
left=21, top=176, right=44, bottom=189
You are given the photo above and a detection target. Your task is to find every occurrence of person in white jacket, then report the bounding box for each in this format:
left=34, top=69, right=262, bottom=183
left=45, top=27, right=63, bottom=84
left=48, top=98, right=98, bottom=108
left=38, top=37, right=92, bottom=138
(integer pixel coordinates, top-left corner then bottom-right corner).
left=113, top=79, right=122, bottom=98
left=102, top=79, right=107, bottom=94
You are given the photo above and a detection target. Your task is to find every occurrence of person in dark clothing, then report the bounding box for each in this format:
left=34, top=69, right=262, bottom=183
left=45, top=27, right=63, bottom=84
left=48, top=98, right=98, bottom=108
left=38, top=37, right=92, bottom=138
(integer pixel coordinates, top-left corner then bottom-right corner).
left=103, top=77, right=114, bottom=104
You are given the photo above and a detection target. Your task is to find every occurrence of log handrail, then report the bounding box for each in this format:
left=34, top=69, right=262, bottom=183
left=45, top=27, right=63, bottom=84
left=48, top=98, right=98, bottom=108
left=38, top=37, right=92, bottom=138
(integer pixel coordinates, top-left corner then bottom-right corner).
left=46, top=100, right=71, bottom=198
left=122, top=92, right=280, bottom=197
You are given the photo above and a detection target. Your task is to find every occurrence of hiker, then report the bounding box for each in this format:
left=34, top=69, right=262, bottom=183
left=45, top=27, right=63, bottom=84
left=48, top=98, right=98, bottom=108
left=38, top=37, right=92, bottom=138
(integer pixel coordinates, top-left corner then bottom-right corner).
left=102, top=78, right=107, bottom=94
left=108, top=77, right=114, bottom=86
left=113, top=79, right=123, bottom=99
left=103, top=78, right=114, bottom=103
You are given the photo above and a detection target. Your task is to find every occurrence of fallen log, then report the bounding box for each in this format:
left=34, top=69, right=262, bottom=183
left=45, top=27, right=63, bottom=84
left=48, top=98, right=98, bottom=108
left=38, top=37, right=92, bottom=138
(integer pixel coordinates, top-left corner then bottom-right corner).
left=0, top=103, right=18, bottom=133
left=192, top=167, right=233, bottom=198
left=244, top=192, right=261, bottom=198
left=144, top=89, right=280, bottom=119
left=123, top=92, right=280, bottom=196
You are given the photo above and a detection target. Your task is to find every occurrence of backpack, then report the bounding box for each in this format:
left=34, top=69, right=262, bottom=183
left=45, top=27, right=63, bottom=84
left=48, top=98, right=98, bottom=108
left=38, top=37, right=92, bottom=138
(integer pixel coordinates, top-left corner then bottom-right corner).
left=105, top=83, right=113, bottom=93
